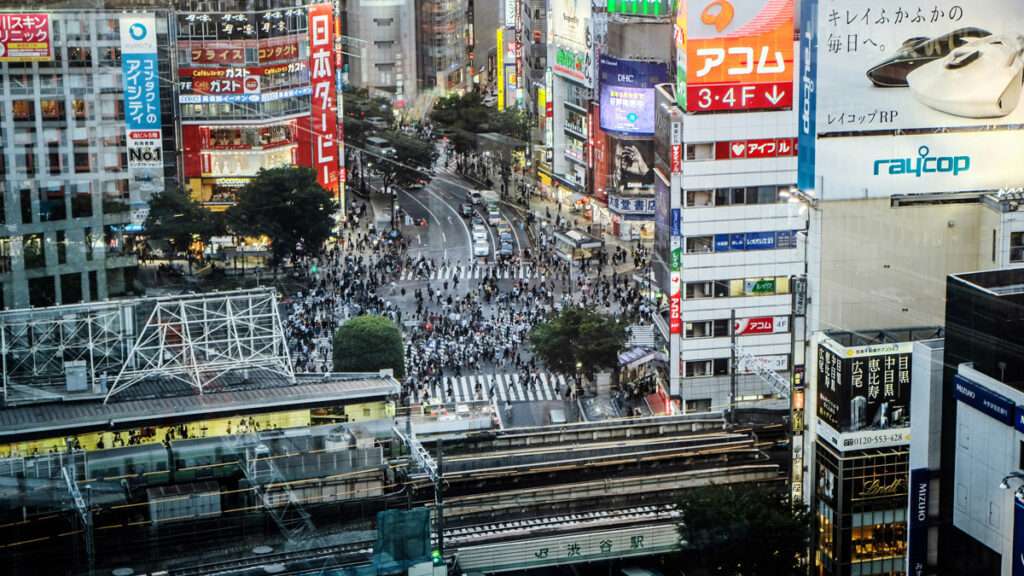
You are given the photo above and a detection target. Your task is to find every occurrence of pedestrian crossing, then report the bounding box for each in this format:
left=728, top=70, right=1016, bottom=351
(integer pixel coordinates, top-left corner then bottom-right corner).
left=398, top=264, right=543, bottom=282
left=422, top=372, right=571, bottom=404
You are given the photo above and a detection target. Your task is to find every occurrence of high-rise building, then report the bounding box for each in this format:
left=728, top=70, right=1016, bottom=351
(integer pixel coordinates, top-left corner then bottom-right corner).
left=341, top=0, right=417, bottom=106
left=655, top=0, right=804, bottom=414
left=0, top=8, right=176, bottom=309
left=176, top=0, right=342, bottom=213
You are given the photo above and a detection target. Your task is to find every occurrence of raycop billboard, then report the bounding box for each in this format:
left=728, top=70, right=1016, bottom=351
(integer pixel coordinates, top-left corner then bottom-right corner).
left=676, top=0, right=794, bottom=113
left=815, top=336, right=913, bottom=452
left=599, top=57, right=668, bottom=135
left=799, top=0, right=1024, bottom=195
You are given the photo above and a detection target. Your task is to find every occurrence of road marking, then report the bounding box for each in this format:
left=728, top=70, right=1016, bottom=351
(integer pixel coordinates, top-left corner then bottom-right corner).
left=425, top=185, right=472, bottom=258
left=398, top=188, right=447, bottom=257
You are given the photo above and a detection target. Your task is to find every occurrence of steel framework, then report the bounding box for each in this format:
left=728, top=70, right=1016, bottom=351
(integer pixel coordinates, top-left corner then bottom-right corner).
left=0, top=289, right=293, bottom=405
left=104, top=289, right=293, bottom=402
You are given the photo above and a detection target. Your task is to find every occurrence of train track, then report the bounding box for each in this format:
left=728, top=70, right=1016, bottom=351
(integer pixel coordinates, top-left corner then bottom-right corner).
left=169, top=539, right=374, bottom=576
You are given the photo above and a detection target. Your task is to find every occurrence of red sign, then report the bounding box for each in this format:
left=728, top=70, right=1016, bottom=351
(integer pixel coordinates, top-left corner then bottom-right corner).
left=188, top=42, right=245, bottom=65
left=714, top=137, right=797, bottom=160
left=734, top=316, right=789, bottom=336
left=671, top=144, right=682, bottom=174
left=669, top=293, right=682, bottom=335
left=258, top=38, right=300, bottom=63
left=688, top=81, right=791, bottom=112
left=308, top=4, right=338, bottom=193
left=683, top=0, right=794, bottom=113
left=0, top=13, right=52, bottom=62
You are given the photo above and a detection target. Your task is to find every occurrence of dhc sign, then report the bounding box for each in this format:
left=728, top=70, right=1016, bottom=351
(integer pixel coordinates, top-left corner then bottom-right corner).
left=873, top=146, right=970, bottom=178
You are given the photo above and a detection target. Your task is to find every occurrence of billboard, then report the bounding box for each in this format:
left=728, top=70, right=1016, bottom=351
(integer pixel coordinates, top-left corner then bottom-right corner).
left=799, top=0, right=1024, bottom=193
left=599, top=57, right=668, bottom=135
left=680, top=0, right=794, bottom=113
left=0, top=13, right=52, bottom=62
left=816, top=337, right=913, bottom=451
left=734, top=316, right=790, bottom=336
left=308, top=3, right=338, bottom=194
left=120, top=14, right=164, bottom=230
left=714, top=137, right=796, bottom=159
left=612, top=139, right=655, bottom=190
left=550, top=0, right=592, bottom=86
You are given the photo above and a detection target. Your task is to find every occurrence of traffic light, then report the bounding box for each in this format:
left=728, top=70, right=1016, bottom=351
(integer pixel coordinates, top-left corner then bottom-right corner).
left=431, top=549, right=443, bottom=566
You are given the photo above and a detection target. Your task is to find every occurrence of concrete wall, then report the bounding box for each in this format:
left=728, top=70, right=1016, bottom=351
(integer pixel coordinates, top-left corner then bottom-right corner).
left=605, top=20, right=672, bottom=61
left=816, top=200, right=983, bottom=332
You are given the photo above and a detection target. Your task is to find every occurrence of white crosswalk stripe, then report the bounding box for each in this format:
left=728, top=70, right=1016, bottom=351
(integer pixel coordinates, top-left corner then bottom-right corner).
left=398, top=265, right=533, bottom=282
left=434, top=372, right=566, bottom=404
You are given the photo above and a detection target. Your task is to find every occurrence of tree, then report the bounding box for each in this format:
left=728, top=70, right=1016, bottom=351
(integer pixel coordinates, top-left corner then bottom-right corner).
left=676, top=484, right=810, bottom=576
left=528, top=306, right=627, bottom=381
left=144, top=188, right=223, bottom=271
left=333, top=315, right=406, bottom=379
left=226, top=166, right=335, bottom=268
left=430, top=92, right=529, bottom=147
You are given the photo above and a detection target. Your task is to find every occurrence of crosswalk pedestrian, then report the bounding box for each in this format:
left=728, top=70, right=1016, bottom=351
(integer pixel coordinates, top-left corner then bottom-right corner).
left=398, top=264, right=538, bottom=283
left=433, top=372, right=570, bottom=404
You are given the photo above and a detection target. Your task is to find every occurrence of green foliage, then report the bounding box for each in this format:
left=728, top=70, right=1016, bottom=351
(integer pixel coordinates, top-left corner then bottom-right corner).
left=677, top=484, right=811, bottom=575
left=528, top=307, right=627, bottom=379
left=333, top=315, right=406, bottom=379
left=144, top=188, right=223, bottom=258
left=429, top=92, right=529, bottom=152
left=226, top=166, right=335, bottom=266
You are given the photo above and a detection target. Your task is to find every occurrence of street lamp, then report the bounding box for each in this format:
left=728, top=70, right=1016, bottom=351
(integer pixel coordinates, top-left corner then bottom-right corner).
left=575, top=360, right=583, bottom=396
left=999, top=471, right=1024, bottom=490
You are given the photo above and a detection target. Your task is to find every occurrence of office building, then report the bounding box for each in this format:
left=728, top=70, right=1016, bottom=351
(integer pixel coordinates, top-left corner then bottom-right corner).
left=341, top=0, right=418, bottom=106
left=0, top=9, right=175, bottom=309
left=414, top=0, right=467, bottom=94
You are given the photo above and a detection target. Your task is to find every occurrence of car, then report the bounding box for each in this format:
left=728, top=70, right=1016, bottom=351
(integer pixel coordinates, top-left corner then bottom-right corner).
left=405, top=177, right=429, bottom=191
left=460, top=203, right=474, bottom=217
left=487, top=206, right=502, bottom=225
left=471, top=225, right=488, bottom=243
left=471, top=215, right=485, bottom=228
left=366, top=116, right=389, bottom=130
left=468, top=191, right=482, bottom=205
left=499, top=230, right=514, bottom=245
left=498, top=241, right=514, bottom=259
left=496, top=222, right=512, bottom=235
left=483, top=94, right=497, bottom=107
left=473, top=241, right=490, bottom=257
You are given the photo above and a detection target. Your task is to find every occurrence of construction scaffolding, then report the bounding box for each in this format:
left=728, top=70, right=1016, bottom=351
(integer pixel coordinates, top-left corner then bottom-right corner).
left=0, top=289, right=293, bottom=406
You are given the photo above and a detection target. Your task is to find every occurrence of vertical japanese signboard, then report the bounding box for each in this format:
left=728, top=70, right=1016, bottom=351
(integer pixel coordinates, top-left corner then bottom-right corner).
left=816, top=337, right=913, bottom=451
left=308, top=4, right=338, bottom=194
left=120, top=14, right=164, bottom=230
left=0, top=13, right=52, bottom=61
left=680, top=0, right=794, bottom=113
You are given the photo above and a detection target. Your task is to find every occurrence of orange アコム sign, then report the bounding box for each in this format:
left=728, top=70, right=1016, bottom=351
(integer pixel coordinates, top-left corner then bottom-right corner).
left=683, top=0, right=794, bottom=112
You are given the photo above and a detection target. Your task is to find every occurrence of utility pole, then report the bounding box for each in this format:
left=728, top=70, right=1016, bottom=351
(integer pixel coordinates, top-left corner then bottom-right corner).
left=730, top=308, right=737, bottom=423
left=435, top=438, right=445, bottom=558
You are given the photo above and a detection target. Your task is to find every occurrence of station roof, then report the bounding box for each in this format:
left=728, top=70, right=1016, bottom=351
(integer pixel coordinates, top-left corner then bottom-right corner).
left=0, top=370, right=399, bottom=442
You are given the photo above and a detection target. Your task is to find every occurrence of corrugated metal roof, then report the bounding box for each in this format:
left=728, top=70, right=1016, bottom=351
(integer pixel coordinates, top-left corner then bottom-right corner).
left=0, top=372, right=399, bottom=441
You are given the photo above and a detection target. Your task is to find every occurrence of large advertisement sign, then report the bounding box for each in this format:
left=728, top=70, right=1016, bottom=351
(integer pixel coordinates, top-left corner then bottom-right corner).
left=816, top=338, right=913, bottom=451
left=735, top=316, right=790, bottom=335
left=550, top=0, right=592, bottom=86
left=0, top=13, right=52, bottom=62
left=799, top=0, right=1024, bottom=194
left=121, top=14, right=164, bottom=229
left=612, top=139, right=655, bottom=190
left=680, top=0, right=794, bottom=113
left=308, top=4, right=338, bottom=194
left=908, top=468, right=929, bottom=576
left=599, top=57, right=668, bottom=135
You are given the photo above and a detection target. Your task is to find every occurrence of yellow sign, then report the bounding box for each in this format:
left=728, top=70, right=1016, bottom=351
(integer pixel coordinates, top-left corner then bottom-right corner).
left=496, top=28, right=505, bottom=111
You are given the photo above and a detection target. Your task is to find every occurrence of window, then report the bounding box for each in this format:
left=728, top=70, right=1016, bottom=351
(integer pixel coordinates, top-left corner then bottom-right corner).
left=686, top=236, right=713, bottom=254
left=56, top=231, right=67, bottom=265
left=685, top=358, right=729, bottom=377
left=686, top=143, right=714, bottom=160
left=40, top=100, right=65, bottom=121
left=1011, top=232, right=1024, bottom=263
left=687, top=189, right=713, bottom=207
left=22, top=234, right=46, bottom=269
left=685, top=319, right=730, bottom=339
left=20, top=188, right=33, bottom=224
left=0, top=238, right=12, bottom=274
left=38, top=186, right=66, bottom=221
left=12, top=100, right=34, bottom=121
left=72, top=184, right=93, bottom=218
left=685, top=398, right=712, bottom=412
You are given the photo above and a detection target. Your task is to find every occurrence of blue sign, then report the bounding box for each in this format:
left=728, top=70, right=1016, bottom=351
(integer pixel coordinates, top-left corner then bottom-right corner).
left=744, top=231, right=777, bottom=250
left=776, top=230, right=797, bottom=249
left=954, top=374, right=1015, bottom=426
left=714, top=234, right=731, bottom=252
left=608, top=195, right=655, bottom=215
left=1016, top=404, right=1024, bottom=434
left=908, top=468, right=929, bottom=576
left=670, top=208, right=681, bottom=237
left=121, top=52, right=161, bottom=131
left=1015, top=492, right=1024, bottom=576
left=730, top=234, right=745, bottom=251
left=797, top=0, right=818, bottom=191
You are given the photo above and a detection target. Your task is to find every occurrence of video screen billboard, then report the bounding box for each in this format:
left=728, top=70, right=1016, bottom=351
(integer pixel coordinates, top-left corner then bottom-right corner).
left=598, top=57, right=668, bottom=135
left=679, top=0, right=795, bottom=113
left=0, top=13, right=52, bottom=62
left=816, top=338, right=913, bottom=451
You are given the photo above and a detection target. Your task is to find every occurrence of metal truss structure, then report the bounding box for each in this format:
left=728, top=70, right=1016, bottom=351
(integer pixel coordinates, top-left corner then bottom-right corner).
left=733, top=342, right=790, bottom=400
left=0, top=289, right=293, bottom=405
left=104, top=289, right=293, bottom=402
